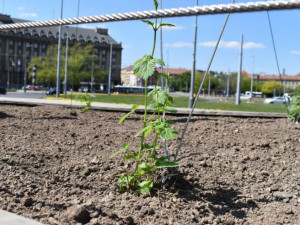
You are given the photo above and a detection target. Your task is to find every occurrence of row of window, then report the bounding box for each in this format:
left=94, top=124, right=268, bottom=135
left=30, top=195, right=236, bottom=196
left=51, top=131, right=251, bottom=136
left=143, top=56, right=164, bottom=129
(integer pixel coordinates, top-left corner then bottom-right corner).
left=8, top=30, right=111, bottom=45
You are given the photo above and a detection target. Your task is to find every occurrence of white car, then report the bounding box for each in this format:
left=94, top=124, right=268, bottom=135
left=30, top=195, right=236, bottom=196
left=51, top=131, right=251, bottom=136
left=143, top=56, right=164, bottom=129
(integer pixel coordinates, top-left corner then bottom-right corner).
left=264, top=97, right=287, bottom=104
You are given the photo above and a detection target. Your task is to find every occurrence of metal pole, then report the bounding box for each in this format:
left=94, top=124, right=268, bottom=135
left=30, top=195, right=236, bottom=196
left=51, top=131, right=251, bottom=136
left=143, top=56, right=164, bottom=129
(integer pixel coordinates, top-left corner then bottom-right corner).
left=56, top=0, right=63, bottom=98
left=7, top=69, right=9, bottom=88
left=64, top=30, right=69, bottom=96
left=208, top=74, right=211, bottom=96
left=250, top=56, right=254, bottom=100
left=188, top=0, right=198, bottom=108
left=160, top=0, right=164, bottom=90
left=235, top=34, right=243, bottom=105
left=226, top=69, right=230, bottom=99
left=108, top=42, right=112, bottom=95
left=91, top=49, right=95, bottom=93
left=283, top=68, right=286, bottom=94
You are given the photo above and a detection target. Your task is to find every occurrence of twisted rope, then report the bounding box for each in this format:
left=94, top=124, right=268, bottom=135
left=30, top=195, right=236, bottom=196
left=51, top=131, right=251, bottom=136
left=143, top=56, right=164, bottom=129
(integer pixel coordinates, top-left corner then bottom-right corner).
left=0, top=1, right=299, bottom=30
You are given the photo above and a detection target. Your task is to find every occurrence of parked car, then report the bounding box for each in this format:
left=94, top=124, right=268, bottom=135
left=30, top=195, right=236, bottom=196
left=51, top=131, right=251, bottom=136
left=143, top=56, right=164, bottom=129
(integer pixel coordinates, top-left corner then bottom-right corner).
left=264, top=97, right=287, bottom=104
left=0, top=85, right=6, bottom=94
left=240, top=94, right=251, bottom=100
left=46, top=87, right=63, bottom=95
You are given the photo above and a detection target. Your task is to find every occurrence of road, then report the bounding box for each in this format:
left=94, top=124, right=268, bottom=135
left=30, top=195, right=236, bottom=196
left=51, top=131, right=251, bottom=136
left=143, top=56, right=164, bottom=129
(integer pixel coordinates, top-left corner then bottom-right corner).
left=2, top=91, right=46, bottom=99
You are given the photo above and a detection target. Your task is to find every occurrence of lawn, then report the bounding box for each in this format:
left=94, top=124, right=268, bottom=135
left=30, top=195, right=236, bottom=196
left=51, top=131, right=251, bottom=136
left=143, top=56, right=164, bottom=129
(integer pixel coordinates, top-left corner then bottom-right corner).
left=54, top=93, right=287, bottom=113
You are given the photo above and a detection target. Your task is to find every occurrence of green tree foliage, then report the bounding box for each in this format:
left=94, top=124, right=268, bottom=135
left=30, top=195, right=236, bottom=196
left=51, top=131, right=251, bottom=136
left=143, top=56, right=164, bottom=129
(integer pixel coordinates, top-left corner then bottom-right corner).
left=27, top=44, right=107, bottom=88
left=261, top=80, right=283, bottom=96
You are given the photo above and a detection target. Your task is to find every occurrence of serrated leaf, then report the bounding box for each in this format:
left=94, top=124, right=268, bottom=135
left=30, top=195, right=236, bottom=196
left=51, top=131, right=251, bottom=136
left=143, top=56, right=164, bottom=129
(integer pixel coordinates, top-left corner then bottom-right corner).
left=138, top=180, right=153, bottom=194
left=160, top=127, right=178, bottom=140
left=134, top=170, right=145, bottom=176
left=154, top=58, right=165, bottom=66
left=110, top=143, right=130, bottom=158
left=135, top=125, right=153, bottom=137
left=142, top=19, right=154, bottom=27
left=139, top=163, right=152, bottom=172
left=133, top=56, right=165, bottom=80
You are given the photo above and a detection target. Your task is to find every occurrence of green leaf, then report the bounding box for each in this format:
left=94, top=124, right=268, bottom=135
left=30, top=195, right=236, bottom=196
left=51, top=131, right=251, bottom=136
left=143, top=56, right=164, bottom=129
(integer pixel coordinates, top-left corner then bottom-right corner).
left=134, top=170, right=145, bottom=176
left=124, top=153, right=138, bottom=161
left=135, top=125, right=153, bottom=137
left=159, top=23, right=175, bottom=28
left=133, top=55, right=165, bottom=80
left=166, top=108, right=177, bottom=113
left=153, top=58, right=165, bottom=66
left=155, top=157, right=179, bottom=168
left=138, top=180, right=153, bottom=194
left=118, top=104, right=139, bottom=124
left=160, top=127, right=178, bottom=140
left=110, top=142, right=131, bottom=158
left=142, top=19, right=154, bottom=27
left=139, top=163, right=152, bottom=172
left=153, top=0, right=158, bottom=10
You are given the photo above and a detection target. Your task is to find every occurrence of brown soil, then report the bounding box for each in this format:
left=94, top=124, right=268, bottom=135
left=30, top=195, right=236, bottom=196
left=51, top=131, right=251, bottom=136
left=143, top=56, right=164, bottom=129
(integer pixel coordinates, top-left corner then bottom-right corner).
left=0, top=105, right=300, bottom=225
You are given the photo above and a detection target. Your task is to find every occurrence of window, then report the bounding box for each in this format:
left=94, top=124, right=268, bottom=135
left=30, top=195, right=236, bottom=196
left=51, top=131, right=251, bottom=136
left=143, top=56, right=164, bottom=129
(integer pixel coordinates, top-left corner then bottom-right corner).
left=102, top=57, right=106, bottom=62
left=42, top=44, right=47, bottom=50
left=112, top=50, right=116, bottom=55
left=102, top=50, right=106, bottom=55
left=50, top=36, right=54, bottom=41
left=9, top=40, right=14, bottom=46
left=34, top=43, right=39, bottom=49
left=95, top=41, right=100, bottom=46
left=42, top=35, right=47, bottom=39
left=17, top=41, right=22, bottom=47
left=9, top=30, right=14, bottom=35
left=9, top=49, right=14, bottom=54
left=34, top=34, right=39, bottom=38
left=17, top=49, right=22, bottom=55
left=34, top=51, right=38, bottom=56
left=18, top=31, right=23, bottom=36
left=94, top=49, right=99, bottom=55
left=26, top=33, right=31, bottom=37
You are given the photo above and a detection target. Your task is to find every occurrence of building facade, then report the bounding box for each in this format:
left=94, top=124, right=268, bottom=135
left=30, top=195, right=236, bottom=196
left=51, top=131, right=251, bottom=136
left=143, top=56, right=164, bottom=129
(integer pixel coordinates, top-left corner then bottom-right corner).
left=121, top=66, right=188, bottom=87
left=258, top=73, right=300, bottom=89
left=0, top=13, right=122, bottom=89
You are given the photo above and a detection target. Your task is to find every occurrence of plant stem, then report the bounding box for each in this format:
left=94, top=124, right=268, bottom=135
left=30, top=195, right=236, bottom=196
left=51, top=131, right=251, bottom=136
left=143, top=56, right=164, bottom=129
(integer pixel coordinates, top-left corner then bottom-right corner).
left=151, top=19, right=158, bottom=58
left=135, top=18, right=158, bottom=173
left=135, top=79, right=148, bottom=172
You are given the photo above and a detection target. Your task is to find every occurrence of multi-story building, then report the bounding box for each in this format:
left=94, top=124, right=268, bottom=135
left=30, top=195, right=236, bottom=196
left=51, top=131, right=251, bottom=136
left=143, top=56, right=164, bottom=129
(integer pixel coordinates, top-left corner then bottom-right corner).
left=258, top=73, right=300, bottom=89
left=121, top=66, right=188, bottom=86
left=0, top=13, right=122, bottom=89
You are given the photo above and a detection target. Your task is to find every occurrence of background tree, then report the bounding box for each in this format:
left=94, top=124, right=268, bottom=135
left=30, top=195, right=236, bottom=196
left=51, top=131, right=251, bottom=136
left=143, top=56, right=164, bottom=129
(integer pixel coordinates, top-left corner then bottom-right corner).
left=261, top=80, right=283, bottom=97
left=28, top=44, right=107, bottom=89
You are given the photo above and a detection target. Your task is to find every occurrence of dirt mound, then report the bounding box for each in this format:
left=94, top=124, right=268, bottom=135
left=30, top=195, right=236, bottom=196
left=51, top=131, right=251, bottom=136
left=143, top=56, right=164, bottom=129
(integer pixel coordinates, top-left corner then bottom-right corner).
left=0, top=105, right=299, bottom=224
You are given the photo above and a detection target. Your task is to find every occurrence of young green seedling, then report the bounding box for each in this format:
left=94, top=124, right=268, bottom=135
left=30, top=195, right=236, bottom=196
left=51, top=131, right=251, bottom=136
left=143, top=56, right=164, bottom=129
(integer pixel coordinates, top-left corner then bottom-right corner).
left=111, top=0, right=179, bottom=195
left=75, top=92, right=95, bottom=112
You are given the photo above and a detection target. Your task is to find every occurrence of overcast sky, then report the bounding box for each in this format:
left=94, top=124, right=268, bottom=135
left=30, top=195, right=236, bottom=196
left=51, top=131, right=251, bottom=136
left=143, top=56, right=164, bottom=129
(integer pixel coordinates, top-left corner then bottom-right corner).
left=2, top=0, right=300, bottom=75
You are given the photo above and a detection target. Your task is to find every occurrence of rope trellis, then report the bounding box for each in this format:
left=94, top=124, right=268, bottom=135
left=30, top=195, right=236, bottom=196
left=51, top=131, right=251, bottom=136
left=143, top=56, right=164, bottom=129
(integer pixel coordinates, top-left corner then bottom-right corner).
left=0, top=1, right=299, bottom=30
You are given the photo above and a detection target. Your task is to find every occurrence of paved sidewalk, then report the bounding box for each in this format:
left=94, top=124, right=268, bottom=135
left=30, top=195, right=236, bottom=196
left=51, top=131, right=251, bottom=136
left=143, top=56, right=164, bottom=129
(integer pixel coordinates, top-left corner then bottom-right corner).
left=0, top=210, right=44, bottom=225
left=0, top=96, right=286, bottom=118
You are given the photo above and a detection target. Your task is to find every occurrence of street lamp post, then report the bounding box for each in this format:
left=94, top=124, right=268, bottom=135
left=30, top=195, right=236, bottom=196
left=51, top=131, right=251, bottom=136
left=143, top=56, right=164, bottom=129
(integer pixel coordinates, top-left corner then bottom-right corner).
left=23, top=44, right=31, bottom=93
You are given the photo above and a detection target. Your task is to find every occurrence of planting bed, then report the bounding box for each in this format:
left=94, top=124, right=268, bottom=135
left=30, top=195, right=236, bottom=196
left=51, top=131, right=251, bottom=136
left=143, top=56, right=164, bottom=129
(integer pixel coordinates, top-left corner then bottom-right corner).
left=0, top=105, right=300, bottom=225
